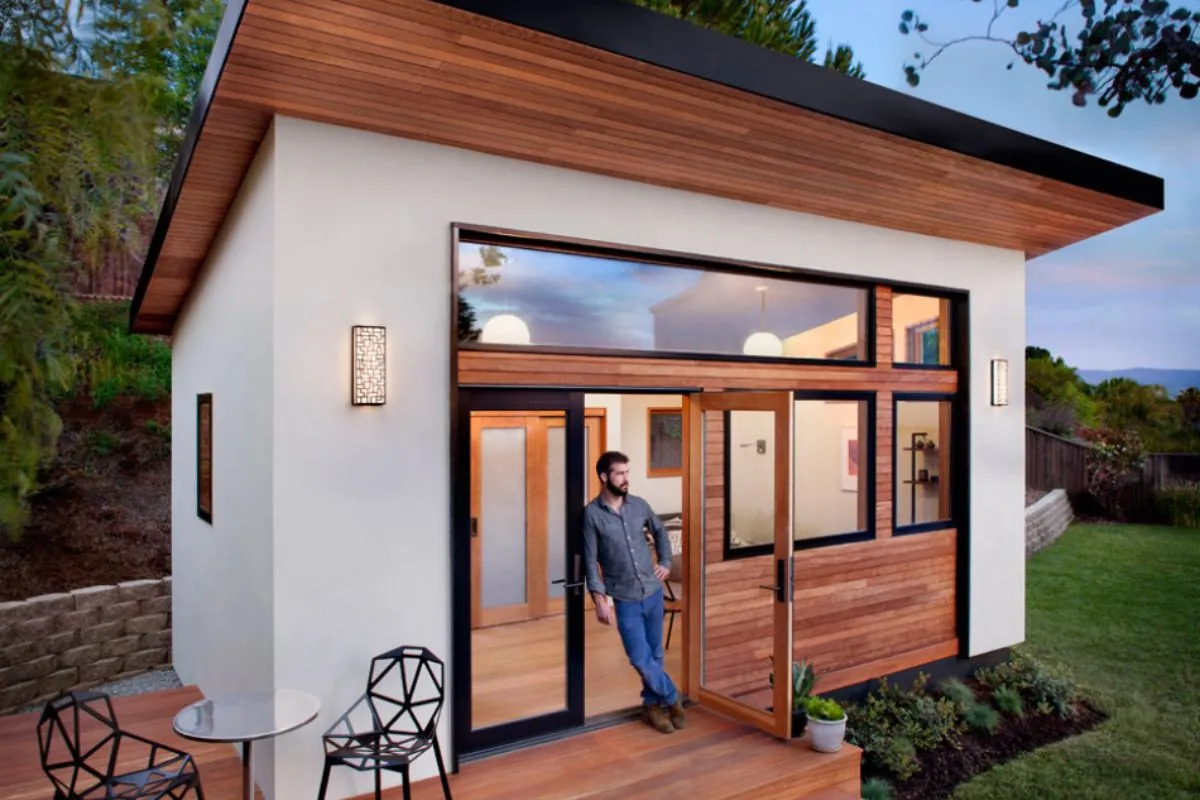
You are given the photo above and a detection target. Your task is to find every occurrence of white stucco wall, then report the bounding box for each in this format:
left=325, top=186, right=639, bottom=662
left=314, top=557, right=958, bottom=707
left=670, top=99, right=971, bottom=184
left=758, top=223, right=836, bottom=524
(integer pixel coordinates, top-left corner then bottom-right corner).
left=171, top=125, right=277, bottom=794
left=176, top=113, right=1026, bottom=798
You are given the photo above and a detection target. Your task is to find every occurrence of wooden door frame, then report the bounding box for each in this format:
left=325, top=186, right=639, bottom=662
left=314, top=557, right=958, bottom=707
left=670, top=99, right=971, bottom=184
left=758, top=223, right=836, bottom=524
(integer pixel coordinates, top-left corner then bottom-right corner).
left=686, top=391, right=794, bottom=739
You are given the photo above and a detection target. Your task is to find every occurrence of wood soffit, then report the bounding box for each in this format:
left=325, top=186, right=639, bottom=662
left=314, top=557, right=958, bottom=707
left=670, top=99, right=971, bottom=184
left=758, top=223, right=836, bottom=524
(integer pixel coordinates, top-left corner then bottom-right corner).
left=130, top=0, right=1165, bottom=333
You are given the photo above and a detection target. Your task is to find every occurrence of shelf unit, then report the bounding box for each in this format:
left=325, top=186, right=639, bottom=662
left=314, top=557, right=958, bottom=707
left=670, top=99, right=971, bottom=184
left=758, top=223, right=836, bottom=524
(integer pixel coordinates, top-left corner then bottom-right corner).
left=902, top=432, right=940, bottom=525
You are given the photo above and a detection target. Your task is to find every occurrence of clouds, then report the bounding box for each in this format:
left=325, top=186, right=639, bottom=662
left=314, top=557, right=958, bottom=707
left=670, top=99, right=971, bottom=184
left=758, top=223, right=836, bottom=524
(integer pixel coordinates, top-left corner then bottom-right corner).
left=805, top=0, right=1198, bottom=369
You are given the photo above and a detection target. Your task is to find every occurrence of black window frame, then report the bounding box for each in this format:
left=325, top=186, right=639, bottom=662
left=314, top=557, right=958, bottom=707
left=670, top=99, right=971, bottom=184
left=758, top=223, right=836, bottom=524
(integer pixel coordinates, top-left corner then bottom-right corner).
left=722, top=390, right=877, bottom=560
left=892, top=392, right=958, bottom=536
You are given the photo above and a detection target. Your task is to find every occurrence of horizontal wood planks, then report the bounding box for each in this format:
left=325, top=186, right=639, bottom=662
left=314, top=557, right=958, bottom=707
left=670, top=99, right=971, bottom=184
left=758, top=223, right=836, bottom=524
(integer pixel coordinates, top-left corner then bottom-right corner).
left=458, top=350, right=957, bottom=393
left=796, top=530, right=958, bottom=691
left=133, top=0, right=1157, bottom=332
left=404, top=705, right=861, bottom=800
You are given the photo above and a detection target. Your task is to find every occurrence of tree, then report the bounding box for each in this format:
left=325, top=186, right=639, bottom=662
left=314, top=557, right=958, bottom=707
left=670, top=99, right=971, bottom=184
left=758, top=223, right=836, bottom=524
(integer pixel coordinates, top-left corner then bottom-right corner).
left=899, top=0, right=1200, bottom=117
left=1178, top=387, right=1200, bottom=431
left=633, top=0, right=867, bottom=77
left=1025, top=346, right=1095, bottom=434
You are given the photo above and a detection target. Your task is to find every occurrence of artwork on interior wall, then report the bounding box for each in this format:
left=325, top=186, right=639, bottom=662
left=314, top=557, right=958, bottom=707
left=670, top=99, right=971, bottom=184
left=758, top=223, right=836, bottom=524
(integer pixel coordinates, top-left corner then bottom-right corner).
left=197, top=394, right=212, bottom=523
left=840, top=425, right=858, bottom=492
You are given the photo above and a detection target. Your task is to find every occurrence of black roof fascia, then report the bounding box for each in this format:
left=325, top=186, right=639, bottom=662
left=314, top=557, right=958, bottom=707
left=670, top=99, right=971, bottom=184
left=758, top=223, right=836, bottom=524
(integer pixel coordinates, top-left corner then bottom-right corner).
left=433, top=0, right=1164, bottom=210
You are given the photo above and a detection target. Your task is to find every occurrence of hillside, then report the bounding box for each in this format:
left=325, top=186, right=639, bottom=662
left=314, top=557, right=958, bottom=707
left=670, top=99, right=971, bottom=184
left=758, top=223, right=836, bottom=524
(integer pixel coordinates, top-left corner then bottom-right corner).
left=1077, top=368, right=1200, bottom=398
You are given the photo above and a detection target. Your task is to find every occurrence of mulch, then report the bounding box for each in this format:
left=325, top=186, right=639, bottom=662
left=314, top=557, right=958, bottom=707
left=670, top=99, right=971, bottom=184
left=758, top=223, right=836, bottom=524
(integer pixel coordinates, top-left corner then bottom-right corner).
left=0, top=397, right=171, bottom=601
left=886, top=699, right=1107, bottom=800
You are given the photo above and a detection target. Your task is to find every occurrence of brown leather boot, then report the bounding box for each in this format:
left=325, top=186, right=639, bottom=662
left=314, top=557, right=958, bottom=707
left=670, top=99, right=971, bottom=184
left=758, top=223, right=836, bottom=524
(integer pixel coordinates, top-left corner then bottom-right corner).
left=668, top=699, right=686, bottom=730
left=643, top=704, right=675, bottom=734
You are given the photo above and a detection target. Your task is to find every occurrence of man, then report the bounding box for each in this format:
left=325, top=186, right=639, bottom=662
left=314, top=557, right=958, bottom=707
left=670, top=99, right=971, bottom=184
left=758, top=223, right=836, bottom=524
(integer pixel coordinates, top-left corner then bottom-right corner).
left=582, top=450, right=684, bottom=734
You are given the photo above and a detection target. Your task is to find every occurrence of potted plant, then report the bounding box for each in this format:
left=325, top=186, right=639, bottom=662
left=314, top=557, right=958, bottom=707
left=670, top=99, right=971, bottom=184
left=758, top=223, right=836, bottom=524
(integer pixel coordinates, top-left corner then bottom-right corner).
left=804, top=696, right=847, bottom=753
left=769, top=659, right=815, bottom=737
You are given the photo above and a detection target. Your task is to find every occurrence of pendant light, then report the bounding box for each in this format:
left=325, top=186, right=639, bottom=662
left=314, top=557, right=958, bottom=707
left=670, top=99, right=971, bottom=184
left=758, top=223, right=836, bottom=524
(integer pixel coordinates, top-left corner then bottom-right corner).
left=742, top=285, right=784, bottom=357
left=479, top=250, right=531, bottom=345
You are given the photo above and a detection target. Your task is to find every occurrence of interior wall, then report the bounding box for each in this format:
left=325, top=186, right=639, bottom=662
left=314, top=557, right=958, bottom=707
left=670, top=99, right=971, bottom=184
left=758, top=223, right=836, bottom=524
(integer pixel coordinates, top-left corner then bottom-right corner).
left=170, top=124, right=277, bottom=796
left=794, top=401, right=862, bottom=539
left=895, top=401, right=946, bottom=526
left=617, top=394, right=684, bottom=517
left=256, top=115, right=1025, bottom=797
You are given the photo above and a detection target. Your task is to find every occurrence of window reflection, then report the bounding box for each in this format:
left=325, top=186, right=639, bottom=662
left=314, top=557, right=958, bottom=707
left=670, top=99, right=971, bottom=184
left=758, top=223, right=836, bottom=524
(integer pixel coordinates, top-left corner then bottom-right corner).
left=458, top=241, right=869, bottom=361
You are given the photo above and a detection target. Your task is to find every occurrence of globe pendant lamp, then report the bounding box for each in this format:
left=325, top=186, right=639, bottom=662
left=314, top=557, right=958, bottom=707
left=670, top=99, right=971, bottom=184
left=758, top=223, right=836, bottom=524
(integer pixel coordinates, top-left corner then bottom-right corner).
left=478, top=249, right=531, bottom=345
left=742, top=285, right=783, bottom=357
left=481, top=312, right=531, bottom=345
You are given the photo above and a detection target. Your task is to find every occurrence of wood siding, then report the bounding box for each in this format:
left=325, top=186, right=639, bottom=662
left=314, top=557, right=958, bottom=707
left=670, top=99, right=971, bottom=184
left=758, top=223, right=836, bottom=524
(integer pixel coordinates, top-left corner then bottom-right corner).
left=133, top=0, right=1158, bottom=332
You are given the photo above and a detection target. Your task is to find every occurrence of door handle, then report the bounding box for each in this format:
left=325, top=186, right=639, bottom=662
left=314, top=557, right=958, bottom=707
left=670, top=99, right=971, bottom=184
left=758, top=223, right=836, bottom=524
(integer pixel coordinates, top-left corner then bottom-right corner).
left=470, top=517, right=479, bottom=538
left=758, top=559, right=788, bottom=603
left=552, top=554, right=585, bottom=593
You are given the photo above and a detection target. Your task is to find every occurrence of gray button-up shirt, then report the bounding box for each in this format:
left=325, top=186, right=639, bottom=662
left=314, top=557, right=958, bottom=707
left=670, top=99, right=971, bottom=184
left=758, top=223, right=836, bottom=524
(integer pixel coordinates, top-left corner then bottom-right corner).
left=582, top=494, right=671, bottom=602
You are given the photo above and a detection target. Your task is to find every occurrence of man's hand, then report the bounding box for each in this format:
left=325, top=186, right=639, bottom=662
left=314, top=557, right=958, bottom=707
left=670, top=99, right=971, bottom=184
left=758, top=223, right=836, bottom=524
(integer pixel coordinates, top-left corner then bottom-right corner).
left=654, top=564, right=670, bottom=582
left=594, top=595, right=614, bottom=626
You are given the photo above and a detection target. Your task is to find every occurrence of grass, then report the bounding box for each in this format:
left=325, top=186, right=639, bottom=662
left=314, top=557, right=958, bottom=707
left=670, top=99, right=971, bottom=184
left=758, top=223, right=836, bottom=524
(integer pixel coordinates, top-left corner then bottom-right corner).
left=954, top=524, right=1200, bottom=799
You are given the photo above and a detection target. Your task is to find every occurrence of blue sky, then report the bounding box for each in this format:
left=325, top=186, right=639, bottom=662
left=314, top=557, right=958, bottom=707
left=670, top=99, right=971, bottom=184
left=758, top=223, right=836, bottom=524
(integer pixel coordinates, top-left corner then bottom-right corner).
left=805, top=0, right=1198, bottom=370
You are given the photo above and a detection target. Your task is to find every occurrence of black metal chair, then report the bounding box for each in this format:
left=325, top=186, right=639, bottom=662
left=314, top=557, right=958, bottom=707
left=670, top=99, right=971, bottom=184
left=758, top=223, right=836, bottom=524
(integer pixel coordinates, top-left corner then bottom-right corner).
left=318, top=646, right=452, bottom=800
left=37, top=690, right=204, bottom=800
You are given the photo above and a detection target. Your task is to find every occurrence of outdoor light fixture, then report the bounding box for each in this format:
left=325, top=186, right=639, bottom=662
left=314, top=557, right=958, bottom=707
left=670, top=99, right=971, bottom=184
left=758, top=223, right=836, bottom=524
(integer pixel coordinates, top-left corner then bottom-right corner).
left=991, top=358, right=1009, bottom=406
left=351, top=325, right=386, bottom=406
left=480, top=312, right=531, bottom=345
left=742, top=285, right=784, bottom=357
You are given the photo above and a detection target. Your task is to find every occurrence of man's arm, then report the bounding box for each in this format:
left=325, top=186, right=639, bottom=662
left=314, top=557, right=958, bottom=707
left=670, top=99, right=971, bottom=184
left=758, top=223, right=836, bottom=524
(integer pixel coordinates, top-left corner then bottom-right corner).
left=646, top=502, right=672, bottom=571
left=581, top=508, right=607, bottom=599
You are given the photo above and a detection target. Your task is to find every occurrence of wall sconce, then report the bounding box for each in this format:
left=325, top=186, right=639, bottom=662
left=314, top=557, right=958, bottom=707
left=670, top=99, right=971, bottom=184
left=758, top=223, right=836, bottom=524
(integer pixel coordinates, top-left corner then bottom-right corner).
left=991, top=358, right=1009, bottom=406
left=351, top=325, right=386, bottom=406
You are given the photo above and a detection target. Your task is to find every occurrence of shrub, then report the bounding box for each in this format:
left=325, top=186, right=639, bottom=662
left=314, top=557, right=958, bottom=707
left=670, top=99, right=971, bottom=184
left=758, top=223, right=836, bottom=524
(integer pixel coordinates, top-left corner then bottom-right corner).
left=65, top=301, right=171, bottom=408
left=977, top=651, right=1078, bottom=718
left=805, top=695, right=845, bottom=721
left=963, top=701, right=1000, bottom=734
left=1156, top=481, right=1200, bottom=529
left=938, top=677, right=976, bottom=707
left=992, top=685, right=1024, bottom=717
left=1080, top=426, right=1145, bottom=520
left=861, top=777, right=894, bottom=800
left=846, top=673, right=963, bottom=781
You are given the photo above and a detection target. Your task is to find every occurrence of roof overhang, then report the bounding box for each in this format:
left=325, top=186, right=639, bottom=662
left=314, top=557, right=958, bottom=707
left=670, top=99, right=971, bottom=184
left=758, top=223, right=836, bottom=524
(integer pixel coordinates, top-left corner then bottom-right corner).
left=130, top=0, right=1164, bottom=334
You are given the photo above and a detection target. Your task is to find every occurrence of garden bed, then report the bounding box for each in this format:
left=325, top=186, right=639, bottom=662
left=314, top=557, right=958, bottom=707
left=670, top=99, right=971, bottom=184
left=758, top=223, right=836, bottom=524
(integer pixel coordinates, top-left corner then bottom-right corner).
left=883, top=693, right=1106, bottom=800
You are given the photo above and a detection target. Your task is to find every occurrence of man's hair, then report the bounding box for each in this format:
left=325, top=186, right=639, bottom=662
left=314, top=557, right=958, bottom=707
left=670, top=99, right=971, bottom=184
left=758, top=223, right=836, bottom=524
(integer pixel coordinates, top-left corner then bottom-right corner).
left=596, top=450, right=629, bottom=479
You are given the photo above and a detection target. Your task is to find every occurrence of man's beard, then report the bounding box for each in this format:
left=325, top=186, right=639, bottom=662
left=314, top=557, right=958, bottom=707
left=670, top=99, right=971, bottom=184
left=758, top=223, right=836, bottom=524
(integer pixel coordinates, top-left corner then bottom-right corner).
left=607, top=480, right=628, bottom=497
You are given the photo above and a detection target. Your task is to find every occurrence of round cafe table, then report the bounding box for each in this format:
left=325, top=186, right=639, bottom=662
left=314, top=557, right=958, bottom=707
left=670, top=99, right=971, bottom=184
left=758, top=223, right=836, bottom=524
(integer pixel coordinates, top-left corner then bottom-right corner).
left=173, top=689, right=321, bottom=800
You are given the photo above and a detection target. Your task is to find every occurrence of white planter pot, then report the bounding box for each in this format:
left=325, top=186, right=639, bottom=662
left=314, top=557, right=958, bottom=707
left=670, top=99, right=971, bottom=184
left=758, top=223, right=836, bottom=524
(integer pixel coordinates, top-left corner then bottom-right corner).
left=808, top=715, right=846, bottom=753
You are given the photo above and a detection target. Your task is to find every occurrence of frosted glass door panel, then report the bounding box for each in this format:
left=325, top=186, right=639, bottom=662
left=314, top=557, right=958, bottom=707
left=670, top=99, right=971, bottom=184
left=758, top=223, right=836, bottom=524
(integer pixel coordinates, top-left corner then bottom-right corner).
left=481, top=427, right=527, bottom=609
left=547, top=425, right=566, bottom=599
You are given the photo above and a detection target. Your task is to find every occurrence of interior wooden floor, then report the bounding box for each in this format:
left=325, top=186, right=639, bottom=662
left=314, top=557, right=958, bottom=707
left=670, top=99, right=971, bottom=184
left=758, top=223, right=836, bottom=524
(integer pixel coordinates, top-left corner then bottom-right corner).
left=0, top=686, right=262, bottom=800
left=472, top=609, right=685, bottom=729
left=401, top=705, right=861, bottom=800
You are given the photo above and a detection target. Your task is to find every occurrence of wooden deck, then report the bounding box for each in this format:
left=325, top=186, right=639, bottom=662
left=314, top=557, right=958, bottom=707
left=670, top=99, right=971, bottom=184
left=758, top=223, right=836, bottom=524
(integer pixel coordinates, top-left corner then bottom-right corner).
left=0, top=688, right=860, bottom=800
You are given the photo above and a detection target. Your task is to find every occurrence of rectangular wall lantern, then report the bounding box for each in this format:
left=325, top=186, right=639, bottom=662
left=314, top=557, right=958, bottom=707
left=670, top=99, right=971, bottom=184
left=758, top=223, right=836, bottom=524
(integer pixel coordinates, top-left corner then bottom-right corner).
left=351, top=325, right=386, bottom=406
left=991, top=358, right=1009, bottom=407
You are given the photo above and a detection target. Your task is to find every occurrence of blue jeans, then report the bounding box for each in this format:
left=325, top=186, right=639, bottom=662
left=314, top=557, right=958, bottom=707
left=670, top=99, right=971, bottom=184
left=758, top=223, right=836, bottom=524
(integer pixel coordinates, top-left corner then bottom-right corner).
left=614, top=587, right=678, bottom=707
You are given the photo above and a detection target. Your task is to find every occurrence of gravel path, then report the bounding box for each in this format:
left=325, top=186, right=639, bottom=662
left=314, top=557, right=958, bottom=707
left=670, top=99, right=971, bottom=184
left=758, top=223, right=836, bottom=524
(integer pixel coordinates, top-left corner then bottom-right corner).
left=14, top=667, right=181, bottom=716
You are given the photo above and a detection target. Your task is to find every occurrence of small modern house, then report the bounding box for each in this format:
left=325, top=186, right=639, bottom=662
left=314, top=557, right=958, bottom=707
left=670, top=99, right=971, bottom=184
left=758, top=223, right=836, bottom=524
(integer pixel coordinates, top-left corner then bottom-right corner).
left=131, top=1, right=1164, bottom=797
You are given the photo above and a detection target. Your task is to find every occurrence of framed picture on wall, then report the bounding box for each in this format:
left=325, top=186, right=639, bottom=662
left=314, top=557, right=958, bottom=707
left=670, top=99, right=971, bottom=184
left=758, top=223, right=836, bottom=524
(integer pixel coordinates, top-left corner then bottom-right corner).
left=840, top=425, right=859, bottom=492
left=197, top=393, right=212, bottom=523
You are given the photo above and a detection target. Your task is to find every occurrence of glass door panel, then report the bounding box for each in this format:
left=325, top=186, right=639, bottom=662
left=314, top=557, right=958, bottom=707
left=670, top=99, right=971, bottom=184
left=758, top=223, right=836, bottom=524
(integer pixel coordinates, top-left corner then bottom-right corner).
left=689, top=392, right=793, bottom=738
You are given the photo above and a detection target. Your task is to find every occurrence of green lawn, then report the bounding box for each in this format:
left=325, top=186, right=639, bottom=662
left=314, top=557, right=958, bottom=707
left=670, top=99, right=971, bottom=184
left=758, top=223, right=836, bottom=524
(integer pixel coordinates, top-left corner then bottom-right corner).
left=954, top=524, right=1200, bottom=800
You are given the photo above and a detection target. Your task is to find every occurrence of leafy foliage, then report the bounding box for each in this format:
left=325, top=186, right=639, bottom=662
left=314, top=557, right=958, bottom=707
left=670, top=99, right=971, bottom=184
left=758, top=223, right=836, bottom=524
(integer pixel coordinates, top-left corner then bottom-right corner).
left=976, top=651, right=1079, bottom=719
left=66, top=301, right=171, bottom=408
left=769, top=658, right=816, bottom=711
left=900, top=0, right=1200, bottom=116
left=861, top=777, right=894, bottom=800
left=1081, top=425, right=1146, bottom=520
left=992, top=684, right=1025, bottom=717
left=1155, top=480, right=1200, bottom=528
left=631, top=0, right=867, bottom=76
left=846, top=673, right=964, bottom=780
left=1025, top=347, right=1096, bottom=435
left=963, top=701, right=1001, bottom=734
left=938, top=677, right=977, bottom=707
left=804, top=695, right=845, bottom=721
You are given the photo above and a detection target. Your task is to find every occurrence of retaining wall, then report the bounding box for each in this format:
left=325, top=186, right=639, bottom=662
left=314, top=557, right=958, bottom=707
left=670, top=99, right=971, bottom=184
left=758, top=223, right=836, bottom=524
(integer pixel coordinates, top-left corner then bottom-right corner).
left=0, top=578, right=171, bottom=713
left=1026, top=489, right=1074, bottom=557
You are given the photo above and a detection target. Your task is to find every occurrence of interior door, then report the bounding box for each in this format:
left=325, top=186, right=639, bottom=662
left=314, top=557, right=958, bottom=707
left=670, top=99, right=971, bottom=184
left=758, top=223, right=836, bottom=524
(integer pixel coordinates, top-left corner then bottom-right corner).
left=686, top=392, right=793, bottom=738
left=455, top=390, right=586, bottom=754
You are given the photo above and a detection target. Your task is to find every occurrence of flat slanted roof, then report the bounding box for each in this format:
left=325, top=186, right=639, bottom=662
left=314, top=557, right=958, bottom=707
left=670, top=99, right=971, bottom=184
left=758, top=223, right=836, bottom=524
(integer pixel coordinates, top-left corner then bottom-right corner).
left=130, top=0, right=1164, bottom=334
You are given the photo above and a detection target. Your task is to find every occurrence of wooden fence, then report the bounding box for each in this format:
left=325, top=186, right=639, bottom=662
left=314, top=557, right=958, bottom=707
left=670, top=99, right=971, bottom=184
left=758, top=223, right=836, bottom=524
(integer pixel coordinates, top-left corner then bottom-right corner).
left=1026, top=427, right=1089, bottom=493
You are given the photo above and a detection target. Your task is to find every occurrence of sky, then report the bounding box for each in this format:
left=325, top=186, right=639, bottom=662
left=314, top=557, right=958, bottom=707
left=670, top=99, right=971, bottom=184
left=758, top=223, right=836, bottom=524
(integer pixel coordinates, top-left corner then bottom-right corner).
left=804, top=0, right=1199, bottom=371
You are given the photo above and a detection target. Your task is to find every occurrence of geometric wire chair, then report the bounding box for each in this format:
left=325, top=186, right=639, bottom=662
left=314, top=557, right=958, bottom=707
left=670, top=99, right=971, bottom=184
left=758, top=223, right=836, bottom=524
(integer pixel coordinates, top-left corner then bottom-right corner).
left=318, top=646, right=452, bottom=800
left=37, top=691, right=205, bottom=800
